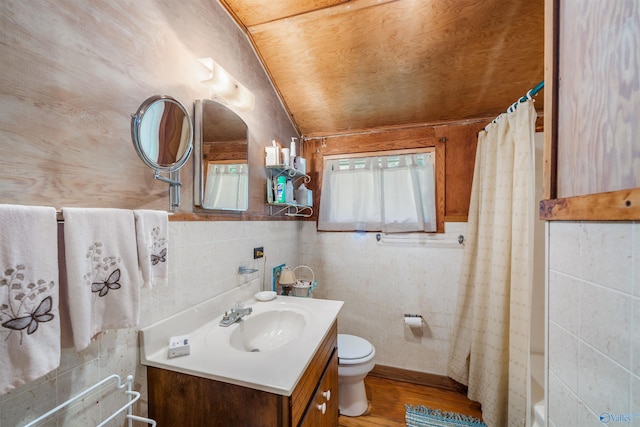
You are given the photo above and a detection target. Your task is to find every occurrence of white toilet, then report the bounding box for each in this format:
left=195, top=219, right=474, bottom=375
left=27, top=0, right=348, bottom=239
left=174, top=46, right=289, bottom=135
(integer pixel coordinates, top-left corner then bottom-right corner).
left=337, top=334, right=376, bottom=416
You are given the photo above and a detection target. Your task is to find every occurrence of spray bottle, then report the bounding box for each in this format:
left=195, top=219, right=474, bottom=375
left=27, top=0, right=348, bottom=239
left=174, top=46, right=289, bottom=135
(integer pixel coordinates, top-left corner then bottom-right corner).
left=276, top=175, right=286, bottom=203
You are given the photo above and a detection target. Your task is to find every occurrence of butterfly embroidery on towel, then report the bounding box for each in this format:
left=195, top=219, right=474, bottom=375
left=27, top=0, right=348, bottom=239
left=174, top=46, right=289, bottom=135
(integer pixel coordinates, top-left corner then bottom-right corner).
left=91, top=269, right=121, bottom=297
left=2, top=295, right=54, bottom=335
left=151, top=247, right=166, bottom=265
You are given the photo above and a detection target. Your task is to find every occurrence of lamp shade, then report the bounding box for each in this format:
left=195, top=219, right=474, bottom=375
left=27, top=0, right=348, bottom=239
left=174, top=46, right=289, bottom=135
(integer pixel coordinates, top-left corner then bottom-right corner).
left=279, top=267, right=297, bottom=285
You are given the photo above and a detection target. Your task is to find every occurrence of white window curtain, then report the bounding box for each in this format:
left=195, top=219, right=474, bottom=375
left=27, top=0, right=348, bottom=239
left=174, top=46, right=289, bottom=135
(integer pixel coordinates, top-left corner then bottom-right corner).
left=318, top=153, right=436, bottom=232
left=203, top=164, right=248, bottom=210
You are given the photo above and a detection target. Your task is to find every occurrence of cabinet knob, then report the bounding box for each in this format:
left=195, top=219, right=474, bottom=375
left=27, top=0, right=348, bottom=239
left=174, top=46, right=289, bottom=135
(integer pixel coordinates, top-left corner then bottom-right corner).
left=322, top=390, right=331, bottom=401
left=317, top=402, right=326, bottom=414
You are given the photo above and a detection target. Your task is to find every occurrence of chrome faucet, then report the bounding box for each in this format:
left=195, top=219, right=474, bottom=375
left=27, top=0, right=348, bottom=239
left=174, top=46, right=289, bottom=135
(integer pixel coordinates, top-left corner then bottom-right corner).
left=219, top=303, right=252, bottom=327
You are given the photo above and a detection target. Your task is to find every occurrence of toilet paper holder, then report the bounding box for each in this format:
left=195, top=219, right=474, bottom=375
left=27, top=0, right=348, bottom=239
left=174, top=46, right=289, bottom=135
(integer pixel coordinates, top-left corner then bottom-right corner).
left=404, top=314, right=423, bottom=326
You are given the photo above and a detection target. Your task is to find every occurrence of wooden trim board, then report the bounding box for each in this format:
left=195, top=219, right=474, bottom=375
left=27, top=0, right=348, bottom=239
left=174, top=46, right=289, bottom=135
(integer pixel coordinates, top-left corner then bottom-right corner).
left=369, top=364, right=468, bottom=395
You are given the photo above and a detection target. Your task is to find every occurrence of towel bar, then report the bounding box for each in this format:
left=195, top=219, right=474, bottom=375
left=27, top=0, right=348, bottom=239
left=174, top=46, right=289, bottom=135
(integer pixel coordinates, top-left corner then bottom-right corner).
left=375, top=233, right=465, bottom=246
left=24, top=374, right=156, bottom=427
left=55, top=209, right=173, bottom=222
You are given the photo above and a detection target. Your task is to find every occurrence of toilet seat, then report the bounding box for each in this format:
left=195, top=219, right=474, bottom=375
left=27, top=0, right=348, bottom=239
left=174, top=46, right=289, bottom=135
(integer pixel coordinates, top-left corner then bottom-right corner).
left=338, top=334, right=374, bottom=365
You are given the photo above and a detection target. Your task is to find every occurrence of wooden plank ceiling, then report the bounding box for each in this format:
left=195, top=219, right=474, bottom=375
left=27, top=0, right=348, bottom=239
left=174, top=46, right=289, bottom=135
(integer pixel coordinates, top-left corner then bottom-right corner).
left=219, top=0, right=544, bottom=137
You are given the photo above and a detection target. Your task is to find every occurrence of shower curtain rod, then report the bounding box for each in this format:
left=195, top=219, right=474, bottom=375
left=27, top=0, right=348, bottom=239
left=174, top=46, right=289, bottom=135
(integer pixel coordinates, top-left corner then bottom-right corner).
left=519, top=80, right=544, bottom=103
left=509, top=80, right=544, bottom=111
left=490, top=80, right=544, bottom=125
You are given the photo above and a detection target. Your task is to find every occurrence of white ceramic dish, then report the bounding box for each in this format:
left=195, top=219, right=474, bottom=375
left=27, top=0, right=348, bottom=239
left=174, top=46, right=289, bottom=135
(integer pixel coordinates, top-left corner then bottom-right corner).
left=254, top=291, right=277, bottom=301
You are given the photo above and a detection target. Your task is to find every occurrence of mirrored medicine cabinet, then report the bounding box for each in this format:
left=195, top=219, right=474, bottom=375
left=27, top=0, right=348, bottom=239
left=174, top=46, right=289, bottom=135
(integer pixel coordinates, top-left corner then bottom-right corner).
left=193, top=99, right=249, bottom=211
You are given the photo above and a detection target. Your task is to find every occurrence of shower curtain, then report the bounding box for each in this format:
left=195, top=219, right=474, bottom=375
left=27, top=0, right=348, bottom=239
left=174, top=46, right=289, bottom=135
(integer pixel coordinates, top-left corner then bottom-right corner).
left=447, top=100, right=536, bottom=427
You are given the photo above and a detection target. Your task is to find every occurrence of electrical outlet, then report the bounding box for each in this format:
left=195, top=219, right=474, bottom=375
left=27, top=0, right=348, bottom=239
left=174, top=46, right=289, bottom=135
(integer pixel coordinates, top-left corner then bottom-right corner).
left=253, top=247, right=264, bottom=259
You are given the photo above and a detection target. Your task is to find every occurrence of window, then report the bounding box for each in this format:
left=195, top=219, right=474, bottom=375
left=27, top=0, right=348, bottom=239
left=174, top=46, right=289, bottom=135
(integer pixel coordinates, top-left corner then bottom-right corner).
left=318, top=149, right=437, bottom=232
left=204, top=163, right=248, bottom=210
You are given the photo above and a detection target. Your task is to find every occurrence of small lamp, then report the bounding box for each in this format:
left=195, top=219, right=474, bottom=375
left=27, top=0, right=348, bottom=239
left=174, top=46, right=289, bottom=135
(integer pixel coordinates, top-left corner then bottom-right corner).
left=279, top=267, right=296, bottom=296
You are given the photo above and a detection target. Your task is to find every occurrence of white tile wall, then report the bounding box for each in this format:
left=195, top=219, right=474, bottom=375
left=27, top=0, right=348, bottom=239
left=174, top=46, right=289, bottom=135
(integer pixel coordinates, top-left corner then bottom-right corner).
left=12, top=217, right=627, bottom=426
left=0, top=221, right=300, bottom=426
left=548, top=221, right=640, bottom=427
left=299, top=221, right=467, bottom=374
left=548, top=371, right=579, bottom=427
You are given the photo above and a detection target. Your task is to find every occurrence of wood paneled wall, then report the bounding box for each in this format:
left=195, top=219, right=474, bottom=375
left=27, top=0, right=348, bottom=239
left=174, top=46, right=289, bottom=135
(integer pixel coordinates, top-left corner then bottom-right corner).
left=540, top=0, right=640, bottom=221
left=556, top=0, right=640, bottom=198
left=0, top=0, right=297, bottom=218
left=203, top=141, right=248, bottom=163
left=0, top=1, right=502, bottom=223
left=304, top=120, right=485, bottom=224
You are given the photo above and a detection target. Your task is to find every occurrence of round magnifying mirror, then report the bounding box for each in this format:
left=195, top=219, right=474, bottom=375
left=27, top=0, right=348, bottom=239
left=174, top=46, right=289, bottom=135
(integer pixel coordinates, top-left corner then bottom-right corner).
left=131, top=95, right=193, bottom=172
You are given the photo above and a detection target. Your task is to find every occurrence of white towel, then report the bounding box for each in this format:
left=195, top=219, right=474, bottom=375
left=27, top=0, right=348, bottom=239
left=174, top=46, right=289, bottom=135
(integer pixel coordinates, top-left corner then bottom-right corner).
left=133, top=210, right=169, bottom=288
left=62, top=208, right=140, bottom=351
left=0, top=204, right=60, bottom=394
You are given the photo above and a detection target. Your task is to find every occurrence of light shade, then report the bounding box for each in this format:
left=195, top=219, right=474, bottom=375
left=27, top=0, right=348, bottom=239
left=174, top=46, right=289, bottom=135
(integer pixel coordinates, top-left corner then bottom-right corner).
left=279, top=267, right=297, bottom=285
left=197, top=58, right=255, bottom=112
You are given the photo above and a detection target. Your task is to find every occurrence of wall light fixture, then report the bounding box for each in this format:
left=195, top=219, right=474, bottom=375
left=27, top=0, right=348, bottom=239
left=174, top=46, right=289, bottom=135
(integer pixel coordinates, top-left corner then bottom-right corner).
left=197, top=58, right=255, bottom=112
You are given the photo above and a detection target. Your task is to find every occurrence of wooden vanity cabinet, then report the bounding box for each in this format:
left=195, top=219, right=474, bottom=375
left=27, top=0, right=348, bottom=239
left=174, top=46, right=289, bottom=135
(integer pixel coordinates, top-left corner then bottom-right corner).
left=147, top=321, right=338, bottom=427
left=299, top=351, right=338, bottom=426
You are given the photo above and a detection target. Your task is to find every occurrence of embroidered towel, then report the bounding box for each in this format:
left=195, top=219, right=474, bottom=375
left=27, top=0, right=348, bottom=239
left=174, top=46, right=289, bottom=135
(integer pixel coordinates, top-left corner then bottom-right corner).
left=133, top=210, right=168, bottom=288
left=62, top=208, right=140, bottom=351
left=0, top=204, right=60, bottom=394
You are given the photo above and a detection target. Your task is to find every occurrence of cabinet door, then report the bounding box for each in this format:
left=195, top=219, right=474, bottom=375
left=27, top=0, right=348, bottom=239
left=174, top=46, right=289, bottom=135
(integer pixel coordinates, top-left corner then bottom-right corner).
left=300, top=351, right=338, bottom=427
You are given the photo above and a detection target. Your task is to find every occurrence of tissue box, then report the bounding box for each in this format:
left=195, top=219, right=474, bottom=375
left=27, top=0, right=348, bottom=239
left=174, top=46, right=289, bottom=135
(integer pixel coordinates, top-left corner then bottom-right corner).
left=295, top=188, right=313, bottom=207
left=293, top=157, right=307, bottom=174
left=265, top=146, right=279, bottom=166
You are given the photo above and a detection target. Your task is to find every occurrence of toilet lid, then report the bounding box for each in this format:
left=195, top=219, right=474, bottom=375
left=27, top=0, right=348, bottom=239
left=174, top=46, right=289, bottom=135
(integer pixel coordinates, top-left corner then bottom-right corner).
left=338, top=334, right=373, bottom=360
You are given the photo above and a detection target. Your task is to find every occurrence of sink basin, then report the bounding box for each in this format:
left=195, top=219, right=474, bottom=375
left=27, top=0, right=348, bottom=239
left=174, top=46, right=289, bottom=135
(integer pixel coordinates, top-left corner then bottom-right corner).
left=229, top=309, right=306, bottom=352
left=141, top=290, right=343, bottom=396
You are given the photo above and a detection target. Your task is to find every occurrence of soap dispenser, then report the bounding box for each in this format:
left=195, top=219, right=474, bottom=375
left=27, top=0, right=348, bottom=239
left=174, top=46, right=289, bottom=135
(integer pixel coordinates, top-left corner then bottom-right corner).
left=293, top=138, right=306, bottom=174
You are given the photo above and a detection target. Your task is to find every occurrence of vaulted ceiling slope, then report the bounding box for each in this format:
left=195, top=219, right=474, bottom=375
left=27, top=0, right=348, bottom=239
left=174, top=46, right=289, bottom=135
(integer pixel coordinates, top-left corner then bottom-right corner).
left=219, top=0, right=544, bottom=137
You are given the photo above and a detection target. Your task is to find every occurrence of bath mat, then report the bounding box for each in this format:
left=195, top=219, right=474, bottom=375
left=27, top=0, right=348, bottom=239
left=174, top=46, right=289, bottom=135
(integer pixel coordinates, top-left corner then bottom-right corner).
left=405, top=405, right=486, bottom=427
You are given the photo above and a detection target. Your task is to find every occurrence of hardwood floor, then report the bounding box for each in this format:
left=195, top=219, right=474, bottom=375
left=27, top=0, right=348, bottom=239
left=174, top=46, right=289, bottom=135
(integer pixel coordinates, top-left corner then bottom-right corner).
left=338, top=375, right=483, bottom=427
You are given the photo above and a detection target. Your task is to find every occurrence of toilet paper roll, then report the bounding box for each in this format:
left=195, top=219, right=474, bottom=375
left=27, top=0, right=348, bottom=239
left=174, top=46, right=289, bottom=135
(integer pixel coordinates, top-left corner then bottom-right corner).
left=404, top=316, right=422, bottom=327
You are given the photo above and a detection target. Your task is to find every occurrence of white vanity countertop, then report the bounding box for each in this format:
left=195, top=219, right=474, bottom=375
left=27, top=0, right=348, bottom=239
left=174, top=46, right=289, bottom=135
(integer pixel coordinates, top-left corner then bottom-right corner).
left=139, top=294, right=343, bottom=396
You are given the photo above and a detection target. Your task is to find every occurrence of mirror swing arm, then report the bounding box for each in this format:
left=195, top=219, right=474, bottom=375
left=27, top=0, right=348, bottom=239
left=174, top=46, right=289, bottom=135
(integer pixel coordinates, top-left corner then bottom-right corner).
left=153, top=170, right=182, bottom=210
left=131, top=95, right=194, bottom=212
